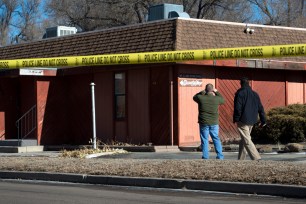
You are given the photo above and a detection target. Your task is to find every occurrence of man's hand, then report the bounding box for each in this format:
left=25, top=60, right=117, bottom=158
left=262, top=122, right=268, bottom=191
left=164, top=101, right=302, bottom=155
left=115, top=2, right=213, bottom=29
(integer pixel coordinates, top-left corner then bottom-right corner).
left=213, top=89, right=218, bottom=92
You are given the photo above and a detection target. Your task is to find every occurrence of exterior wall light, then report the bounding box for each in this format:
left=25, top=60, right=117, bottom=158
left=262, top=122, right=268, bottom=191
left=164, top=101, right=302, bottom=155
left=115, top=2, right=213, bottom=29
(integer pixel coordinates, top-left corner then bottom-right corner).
left=244, top=25, right=255, bottom=34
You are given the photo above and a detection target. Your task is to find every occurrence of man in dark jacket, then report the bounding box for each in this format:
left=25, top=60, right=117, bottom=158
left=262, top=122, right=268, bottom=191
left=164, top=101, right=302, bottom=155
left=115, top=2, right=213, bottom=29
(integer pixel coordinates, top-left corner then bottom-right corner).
left=193, top=83, right=225, bottom=159
left=233, top=77, right=266, bottom=160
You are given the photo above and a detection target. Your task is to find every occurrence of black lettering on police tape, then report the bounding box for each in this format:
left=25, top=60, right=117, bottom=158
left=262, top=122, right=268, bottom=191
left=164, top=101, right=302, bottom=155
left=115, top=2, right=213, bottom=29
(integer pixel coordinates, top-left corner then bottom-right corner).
left=158, top=53, right=167, bottom=61
left=144, top=52, right=193, bottom=62
left=295, top=46, right=305, bottom=55
left=182, top=52, right=194, bottom=60
left=240, top=49, right=249, bottom=58
left=36, top=59, right=43, bottom=66
left=0, top=61, right=9, bottom=68
left=56, top=58, right=68, bottom=66
left=167, top=53, right=172, bottom=61
left=249, top=48, right=263, bottom=57
left=22, top=61, right=28, bottom=67
left=81, top=57, right=101, bottom=65
left=144, top=54, right=158, bottom=63
left=110, top=56, right=117, bottom=64
left=174, top=53, right=181, bottom=60
left=225, top=50, right=234, bottom=58
left=22, top=60, right=33, bottom=67
left=93, top=57, right=103, bottom=64
left=42, top=60, right=49, bottom=66
left=117, top=55, right=130, bottom=64
left=49, top=59, right=56, bottom=66
left=26, top=60, right=35, bottom=67
left=280, top=46, right=305, bottom=56
left=82, top=57, right=94, bottom=65
left=210, top=50, right=224, bottom=59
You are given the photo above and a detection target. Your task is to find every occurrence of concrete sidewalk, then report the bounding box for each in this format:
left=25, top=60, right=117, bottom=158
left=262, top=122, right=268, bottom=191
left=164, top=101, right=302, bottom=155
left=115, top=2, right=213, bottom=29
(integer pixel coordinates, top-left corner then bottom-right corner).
left=0, top=150, right=305, bottom=163
left=97, top=151, right=306, bottom=163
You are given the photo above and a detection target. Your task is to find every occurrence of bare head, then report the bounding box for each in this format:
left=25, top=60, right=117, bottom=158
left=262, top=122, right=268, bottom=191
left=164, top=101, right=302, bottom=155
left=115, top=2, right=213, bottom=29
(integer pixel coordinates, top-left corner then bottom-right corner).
left=205, top=83, right=214, bottom=93
left=240, top=77, right=249, bottom=87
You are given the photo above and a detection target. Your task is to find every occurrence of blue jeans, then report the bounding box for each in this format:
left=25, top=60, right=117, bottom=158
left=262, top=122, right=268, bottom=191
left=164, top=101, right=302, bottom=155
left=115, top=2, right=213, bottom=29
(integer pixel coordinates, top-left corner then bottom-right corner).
left=199, top=124, right=224, bottom=159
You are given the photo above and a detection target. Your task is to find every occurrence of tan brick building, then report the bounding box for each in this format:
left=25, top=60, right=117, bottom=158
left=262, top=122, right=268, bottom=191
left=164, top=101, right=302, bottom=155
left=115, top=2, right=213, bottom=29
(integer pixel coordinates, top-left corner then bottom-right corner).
left=0, top=18, right=305, bottom=147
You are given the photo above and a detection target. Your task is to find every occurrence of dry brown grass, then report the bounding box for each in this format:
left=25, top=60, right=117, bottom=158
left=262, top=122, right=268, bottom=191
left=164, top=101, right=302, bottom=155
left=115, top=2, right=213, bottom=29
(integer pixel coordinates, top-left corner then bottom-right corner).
left=0, top=157, right=305, bottom=186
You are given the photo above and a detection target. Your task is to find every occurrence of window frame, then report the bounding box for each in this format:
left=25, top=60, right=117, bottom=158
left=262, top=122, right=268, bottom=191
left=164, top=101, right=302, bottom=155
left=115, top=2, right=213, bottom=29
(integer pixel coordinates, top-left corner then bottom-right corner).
left=114, top=72, right=127, bottom=120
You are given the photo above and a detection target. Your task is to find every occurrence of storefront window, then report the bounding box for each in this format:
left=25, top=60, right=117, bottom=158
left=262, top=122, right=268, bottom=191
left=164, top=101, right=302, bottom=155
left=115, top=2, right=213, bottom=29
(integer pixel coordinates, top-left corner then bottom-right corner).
left=115, top=73, right=126, bottom=119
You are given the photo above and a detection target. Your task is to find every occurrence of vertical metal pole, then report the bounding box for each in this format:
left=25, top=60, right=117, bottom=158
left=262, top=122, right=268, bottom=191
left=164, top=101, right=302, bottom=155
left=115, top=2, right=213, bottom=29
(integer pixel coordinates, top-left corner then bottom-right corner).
left=90, top=82, right=97, bottom=149
left=285, top=79, right=288, bottom=106
left=303, top=75, right=305, bottom=104
left=170, top=80, right=174, bottom=146
left=169, top=67, right=174, bottom=146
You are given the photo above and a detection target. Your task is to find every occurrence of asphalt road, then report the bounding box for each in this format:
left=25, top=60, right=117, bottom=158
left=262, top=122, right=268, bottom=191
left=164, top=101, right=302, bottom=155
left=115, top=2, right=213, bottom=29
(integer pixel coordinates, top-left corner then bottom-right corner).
left=0, top=180, right=305, bottom=204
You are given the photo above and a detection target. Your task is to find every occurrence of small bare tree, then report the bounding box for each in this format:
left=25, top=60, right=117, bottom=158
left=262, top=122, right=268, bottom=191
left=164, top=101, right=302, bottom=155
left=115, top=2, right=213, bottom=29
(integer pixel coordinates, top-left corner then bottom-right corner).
left=12, top=0, right=43, bottom=44
left=46, top=0, right=132, bottom=31
left=45, top=0, right=253, bottom=32
left=247, top=0, right=306, bottom=27
left=46, top=0, right=174, bottom=30
left=0, top=0, right=18, bottom=46
left=0, top=0, right=46, bottom=46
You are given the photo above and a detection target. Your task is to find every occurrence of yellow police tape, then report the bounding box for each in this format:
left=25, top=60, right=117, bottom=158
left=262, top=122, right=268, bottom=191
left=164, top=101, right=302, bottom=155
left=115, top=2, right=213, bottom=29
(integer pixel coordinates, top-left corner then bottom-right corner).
left=0, top=43, right=305, bottom=69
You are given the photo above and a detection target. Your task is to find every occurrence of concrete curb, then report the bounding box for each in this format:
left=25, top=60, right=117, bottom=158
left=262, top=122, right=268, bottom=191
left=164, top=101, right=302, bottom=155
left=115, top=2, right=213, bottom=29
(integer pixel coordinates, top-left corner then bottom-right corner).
left=0, top=171, right=305, bottom=198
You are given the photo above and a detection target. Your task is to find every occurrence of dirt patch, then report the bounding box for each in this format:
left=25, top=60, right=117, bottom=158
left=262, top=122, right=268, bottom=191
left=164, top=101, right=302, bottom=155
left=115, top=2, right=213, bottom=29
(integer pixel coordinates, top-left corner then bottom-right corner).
left=0, top=157, right=305, bottom=186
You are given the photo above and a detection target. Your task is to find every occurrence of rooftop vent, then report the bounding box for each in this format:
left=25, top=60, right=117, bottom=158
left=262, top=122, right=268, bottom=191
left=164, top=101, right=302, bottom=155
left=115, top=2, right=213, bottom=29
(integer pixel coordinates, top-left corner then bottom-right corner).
left=43, top=26, right=77, bottom=38
left=148, top=4, right=190, bottom=21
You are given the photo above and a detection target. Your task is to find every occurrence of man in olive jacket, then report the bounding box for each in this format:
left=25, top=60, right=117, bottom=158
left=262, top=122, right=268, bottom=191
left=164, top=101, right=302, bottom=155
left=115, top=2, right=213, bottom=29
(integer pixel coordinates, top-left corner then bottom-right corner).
left=193, top=83, right=225, bottom=159
left=233, top=77, right=266, bottom=160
